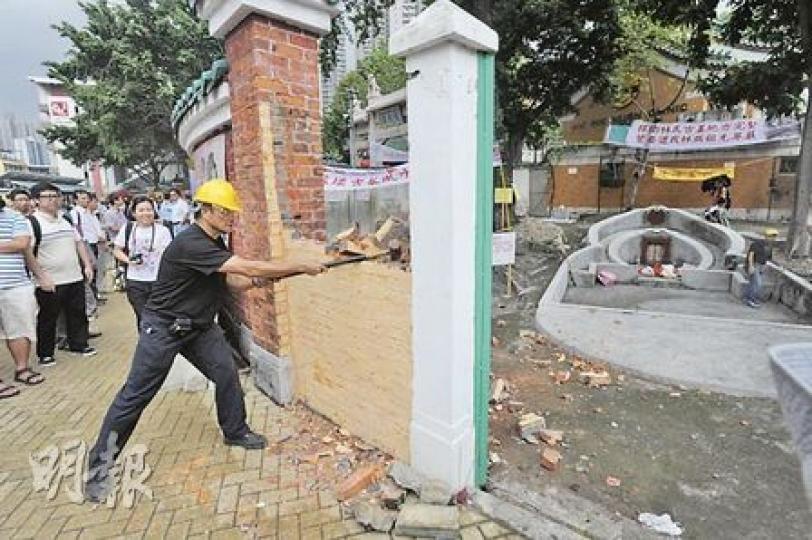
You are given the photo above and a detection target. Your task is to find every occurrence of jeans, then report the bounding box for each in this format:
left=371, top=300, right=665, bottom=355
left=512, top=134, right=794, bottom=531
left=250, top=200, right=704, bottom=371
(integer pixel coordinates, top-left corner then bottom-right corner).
left=744, top=265, right=763, bottom=303
left=87, top=311, right=249, bottom=482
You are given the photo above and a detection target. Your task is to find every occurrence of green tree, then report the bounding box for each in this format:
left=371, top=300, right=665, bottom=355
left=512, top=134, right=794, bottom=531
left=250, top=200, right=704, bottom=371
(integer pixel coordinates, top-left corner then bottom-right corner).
left=326, top=0, right=625, bottom=168
left=323, top=47, right=407, bottom=162
left=44, top=0, right=223, bottom=185
left=641, top=0, right=812, bottom=255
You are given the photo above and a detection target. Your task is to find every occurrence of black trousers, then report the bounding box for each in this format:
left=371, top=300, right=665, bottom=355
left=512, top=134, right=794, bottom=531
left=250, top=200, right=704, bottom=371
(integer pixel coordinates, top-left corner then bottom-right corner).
left=88, top=243, right=100, bottom=300
left=125, top=281, right=153, bottom=328
left=87, top=311, right=249, bottom=480
left=36, top=281, right=89, bottom=358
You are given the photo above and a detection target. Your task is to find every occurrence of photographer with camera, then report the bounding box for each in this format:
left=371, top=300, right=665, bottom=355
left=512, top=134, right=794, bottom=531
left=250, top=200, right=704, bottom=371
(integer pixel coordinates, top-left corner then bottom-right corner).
left=112, top=196, right=172, bottom=327
left=85, top=179, right=326, bottom=502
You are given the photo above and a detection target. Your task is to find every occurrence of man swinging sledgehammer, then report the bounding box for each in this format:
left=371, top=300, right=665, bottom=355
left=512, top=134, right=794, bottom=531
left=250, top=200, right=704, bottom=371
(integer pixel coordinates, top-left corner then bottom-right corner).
left=85, top=178, right=326, bottom=502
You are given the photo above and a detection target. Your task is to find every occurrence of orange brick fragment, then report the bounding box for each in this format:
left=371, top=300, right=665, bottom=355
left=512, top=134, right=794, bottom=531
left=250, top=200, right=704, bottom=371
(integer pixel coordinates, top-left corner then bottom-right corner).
left=336, top=464, right=385, bottom=501
left=540, top=446, right=561, bottom=471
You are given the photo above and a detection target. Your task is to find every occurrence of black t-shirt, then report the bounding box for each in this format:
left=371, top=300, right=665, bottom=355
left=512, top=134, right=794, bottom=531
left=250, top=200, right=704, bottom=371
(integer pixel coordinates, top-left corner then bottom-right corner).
left=144, top=224, right=232, bottom=327
left=747, top=239, right=771, bottom=270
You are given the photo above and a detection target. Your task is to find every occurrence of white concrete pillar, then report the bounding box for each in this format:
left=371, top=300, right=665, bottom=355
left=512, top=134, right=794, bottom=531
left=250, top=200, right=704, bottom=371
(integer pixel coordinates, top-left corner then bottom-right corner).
left=391, top=1, right=498, bottom=490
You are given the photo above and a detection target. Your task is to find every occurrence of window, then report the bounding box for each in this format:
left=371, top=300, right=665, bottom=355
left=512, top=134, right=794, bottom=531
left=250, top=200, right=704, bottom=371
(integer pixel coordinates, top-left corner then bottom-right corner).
left=779, top=157, right=799, bottom=174
left=599, top=161, right=624, bottom=188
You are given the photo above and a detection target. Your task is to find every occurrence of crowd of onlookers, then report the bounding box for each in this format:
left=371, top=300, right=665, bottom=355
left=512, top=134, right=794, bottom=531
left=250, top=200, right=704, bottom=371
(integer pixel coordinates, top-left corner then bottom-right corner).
left=0, top=182, right=192, bottom=399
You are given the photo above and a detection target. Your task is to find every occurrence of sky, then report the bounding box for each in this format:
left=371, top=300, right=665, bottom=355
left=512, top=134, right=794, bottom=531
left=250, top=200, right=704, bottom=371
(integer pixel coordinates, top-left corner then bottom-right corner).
left=0, top=0, right=87, bottom=122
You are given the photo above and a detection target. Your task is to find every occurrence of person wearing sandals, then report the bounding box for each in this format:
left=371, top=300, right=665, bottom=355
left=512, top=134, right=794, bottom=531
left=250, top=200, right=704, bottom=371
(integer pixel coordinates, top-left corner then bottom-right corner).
left=112, top=196, right=172, bottom=327
left=0, top=194, right=50, bottom=397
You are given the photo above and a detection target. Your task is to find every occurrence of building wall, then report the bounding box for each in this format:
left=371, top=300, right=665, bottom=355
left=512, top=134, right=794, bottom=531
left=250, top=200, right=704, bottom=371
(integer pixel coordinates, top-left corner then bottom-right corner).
left=283, top=238, right=412, bottom=460
left=562, top=68, right=708, bottom=143
left=551, top=153, right=795, bottom=219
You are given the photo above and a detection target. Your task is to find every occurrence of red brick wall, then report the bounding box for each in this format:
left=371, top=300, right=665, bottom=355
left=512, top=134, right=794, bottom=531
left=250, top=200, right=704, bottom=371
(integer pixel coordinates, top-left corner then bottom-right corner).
left=224, top=14, right=326, bottom=353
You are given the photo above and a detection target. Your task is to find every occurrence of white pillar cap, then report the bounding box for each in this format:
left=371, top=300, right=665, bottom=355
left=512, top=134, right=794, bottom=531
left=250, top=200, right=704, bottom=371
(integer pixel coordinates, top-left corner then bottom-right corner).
left=390, top=0, right=498, bottom=58
left=196, top=0, right=339, bottom=38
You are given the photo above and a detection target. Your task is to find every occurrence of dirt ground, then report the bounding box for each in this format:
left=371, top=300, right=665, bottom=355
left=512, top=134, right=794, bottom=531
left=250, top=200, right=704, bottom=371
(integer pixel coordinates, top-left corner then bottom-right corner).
left=487, top=217, right=812, bottom=539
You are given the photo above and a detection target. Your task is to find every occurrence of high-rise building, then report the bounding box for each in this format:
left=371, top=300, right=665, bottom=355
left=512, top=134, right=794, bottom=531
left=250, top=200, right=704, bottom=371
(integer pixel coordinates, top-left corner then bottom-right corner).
left=321, top=24, right=358, bottom=110
left=322, top=1, right=427, bottom=111
left=388, top=0, right=426, bottom=36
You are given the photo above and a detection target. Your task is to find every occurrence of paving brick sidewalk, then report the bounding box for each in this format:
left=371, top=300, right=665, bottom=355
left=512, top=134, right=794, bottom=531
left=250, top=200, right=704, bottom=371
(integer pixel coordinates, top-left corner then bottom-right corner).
left=0, top=293, right=519, bottom=539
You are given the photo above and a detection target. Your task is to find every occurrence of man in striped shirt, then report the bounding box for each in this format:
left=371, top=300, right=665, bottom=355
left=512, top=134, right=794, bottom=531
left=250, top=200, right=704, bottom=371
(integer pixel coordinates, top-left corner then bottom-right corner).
left=30, top=182, right=97, bottom=366
left=0, top=195, right=46, bottom=398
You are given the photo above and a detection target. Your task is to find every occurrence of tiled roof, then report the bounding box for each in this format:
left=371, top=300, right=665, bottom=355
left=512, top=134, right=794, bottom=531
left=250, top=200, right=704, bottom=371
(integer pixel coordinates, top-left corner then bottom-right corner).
left=171, top=58, right=229, bottom=130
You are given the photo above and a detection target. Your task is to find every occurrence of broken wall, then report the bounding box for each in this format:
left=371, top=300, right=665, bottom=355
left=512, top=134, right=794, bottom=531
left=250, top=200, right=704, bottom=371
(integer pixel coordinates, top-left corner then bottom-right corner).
left=220, top=11, right=414, bottom=461
left=281, top=239, right=412, bottom=460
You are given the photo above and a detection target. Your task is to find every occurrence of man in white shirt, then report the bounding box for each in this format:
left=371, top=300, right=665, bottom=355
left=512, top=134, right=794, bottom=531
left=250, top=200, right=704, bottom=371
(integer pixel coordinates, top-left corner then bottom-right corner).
left=103, top=193, right=128, bottom=241
left=163, top=188, right=190, bottom=237
left=0, top=196, right=49, bottom=397
left=30, top=182, right=97, bottom=365
left=71, top=190, right=104, bottom=315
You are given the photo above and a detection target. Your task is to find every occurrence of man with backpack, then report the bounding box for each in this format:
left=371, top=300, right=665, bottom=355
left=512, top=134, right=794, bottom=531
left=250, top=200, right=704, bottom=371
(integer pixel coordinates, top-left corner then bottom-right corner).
left=29, top=182, right=97, bottom=366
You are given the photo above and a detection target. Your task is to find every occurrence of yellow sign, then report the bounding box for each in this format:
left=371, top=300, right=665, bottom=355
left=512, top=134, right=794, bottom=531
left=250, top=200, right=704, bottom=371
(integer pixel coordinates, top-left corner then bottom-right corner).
left=494, top=188, right=514, bottom=204
left=653, top=166, right=735, bottom=182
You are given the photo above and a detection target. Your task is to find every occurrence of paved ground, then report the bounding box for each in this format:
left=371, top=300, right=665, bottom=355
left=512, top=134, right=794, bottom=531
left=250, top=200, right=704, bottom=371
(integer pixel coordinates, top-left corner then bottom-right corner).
left=0, top=293, right=516, bottom=539
left=537, top=301, right=812, bottom=397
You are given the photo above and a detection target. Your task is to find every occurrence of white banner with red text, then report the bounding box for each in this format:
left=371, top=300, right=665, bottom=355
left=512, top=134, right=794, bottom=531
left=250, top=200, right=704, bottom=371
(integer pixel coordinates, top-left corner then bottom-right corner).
left=324, top=164, right=409, bottom=192
left=616, top=119, right=800, bottom=151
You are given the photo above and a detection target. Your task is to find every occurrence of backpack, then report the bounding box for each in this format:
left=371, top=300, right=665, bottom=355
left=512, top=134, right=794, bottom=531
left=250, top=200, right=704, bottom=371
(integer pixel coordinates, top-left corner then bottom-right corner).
left=27, top=214, right=74, bottom=257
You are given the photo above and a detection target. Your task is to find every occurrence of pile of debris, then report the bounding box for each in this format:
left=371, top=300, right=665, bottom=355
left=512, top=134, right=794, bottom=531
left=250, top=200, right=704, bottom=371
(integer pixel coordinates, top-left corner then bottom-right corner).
left=516, top=331, right=614, bottom=390
left=328, top=217, right=411, bottom=270
left=339, top=461, right=464, bottom=537
left=266, top=403, right=392, bottom=496
left=488, top=330, right=616, bottom=474
left=514, top=217, right=570, bottom=255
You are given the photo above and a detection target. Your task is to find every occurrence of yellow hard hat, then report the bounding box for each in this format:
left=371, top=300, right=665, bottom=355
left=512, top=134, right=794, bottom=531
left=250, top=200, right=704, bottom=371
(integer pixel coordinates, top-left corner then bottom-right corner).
left=764, top=228, right=779, bottom=238
left=194, top=178, right=241, bottom=212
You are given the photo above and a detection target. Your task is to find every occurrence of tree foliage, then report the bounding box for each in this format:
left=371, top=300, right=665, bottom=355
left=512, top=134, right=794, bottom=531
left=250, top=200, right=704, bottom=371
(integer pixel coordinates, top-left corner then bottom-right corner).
left=44, top=0, right=223, bottom=184
left=640, top=0, right=812, bottom=253
left=610, top=6, right=691, bottom=116
left=323, top=47, right=406, bottom=162
left=326, top=0, right=625, bottom=166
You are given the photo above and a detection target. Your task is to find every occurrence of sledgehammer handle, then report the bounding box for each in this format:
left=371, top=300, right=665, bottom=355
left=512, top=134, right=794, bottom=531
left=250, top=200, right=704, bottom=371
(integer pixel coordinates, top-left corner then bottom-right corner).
left=279, top=255, right=369, bottom=280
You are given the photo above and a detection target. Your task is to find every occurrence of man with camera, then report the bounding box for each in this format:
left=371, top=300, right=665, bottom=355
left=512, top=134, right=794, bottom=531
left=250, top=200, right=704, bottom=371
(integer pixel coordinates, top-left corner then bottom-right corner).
left=85, top=179, right=326, bottom=502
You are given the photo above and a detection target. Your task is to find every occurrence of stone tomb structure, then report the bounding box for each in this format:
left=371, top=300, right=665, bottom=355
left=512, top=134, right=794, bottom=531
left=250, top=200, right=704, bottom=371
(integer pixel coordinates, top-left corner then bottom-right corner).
left=537, top=206, right=812, bottom=397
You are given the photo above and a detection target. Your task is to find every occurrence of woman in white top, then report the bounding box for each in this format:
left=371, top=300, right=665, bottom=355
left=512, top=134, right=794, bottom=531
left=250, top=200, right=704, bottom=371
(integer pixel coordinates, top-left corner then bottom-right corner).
left=113, top=196, right=172, bottom=327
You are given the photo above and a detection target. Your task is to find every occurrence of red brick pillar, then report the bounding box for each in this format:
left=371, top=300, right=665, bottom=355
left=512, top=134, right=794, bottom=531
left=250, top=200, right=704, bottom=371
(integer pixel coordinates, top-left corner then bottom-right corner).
left=202, top=2, right=335, bottom=355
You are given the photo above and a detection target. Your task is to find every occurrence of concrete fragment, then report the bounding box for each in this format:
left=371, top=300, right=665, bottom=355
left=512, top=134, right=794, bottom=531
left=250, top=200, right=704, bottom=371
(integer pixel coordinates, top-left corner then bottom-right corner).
left=419, top=479, right=452, bottom=505
left=538, top=429, right=564, bottom=446
left=638, top=513, right=683, bottom=536
left=518, top=413, right=546, bottom=443
left=380, top=481, right=406, bottom=510
left=389, top=461, right=425, bottom=493
left=394, top=503, right=459, bottom=538
left=351, top=500, right=397, bottom=532
left=490, top=378, right=508, bottom=403
left=336, top=464, right=384, bottom=501
left=579, top=370, right=612, bottom=387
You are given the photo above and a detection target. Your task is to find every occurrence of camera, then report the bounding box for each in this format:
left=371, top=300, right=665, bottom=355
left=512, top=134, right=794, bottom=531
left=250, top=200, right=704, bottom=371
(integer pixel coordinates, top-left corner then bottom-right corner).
left=129, top=253, right=143, bottom=264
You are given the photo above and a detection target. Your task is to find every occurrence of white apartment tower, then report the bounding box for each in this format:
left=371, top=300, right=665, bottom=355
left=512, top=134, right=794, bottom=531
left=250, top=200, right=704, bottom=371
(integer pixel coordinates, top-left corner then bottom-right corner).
left=322, top=0, right=426, bottom=110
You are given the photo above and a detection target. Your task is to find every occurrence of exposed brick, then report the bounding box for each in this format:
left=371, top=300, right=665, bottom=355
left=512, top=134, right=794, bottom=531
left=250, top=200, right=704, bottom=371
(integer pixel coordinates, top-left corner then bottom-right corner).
left=335, top=465, right=385, bottom=501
